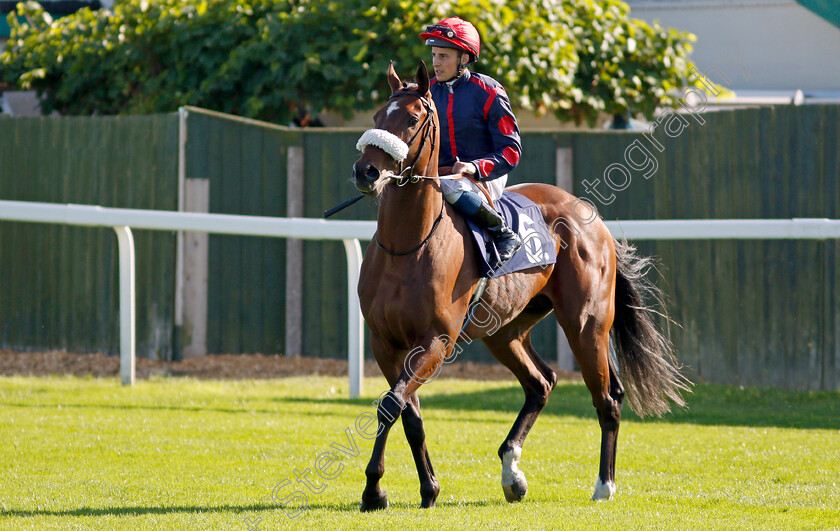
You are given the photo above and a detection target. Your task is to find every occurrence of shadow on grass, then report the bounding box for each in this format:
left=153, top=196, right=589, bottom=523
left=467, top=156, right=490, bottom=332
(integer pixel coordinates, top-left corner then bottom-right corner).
left=2, top=500, right=507, bottom=519
left=285, top=382, right=840, bottom=430
left=4, top=381, right=837, bottom=431
left=0, top=401, right=279, bottom=416
left=1, top=503, right=278, bottom=518
left=303, top=498, right=504, bottom=512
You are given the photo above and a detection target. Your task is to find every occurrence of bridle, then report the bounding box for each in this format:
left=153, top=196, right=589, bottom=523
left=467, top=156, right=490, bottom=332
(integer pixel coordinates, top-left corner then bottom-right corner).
left=373, top=87, right=445, bottom=256
left=388, top=88, right=437, bottom=185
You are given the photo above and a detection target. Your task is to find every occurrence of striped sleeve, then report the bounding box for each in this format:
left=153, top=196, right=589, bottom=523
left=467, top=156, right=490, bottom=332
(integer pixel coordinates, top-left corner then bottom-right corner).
left=467, top=80, right=522, bottom=181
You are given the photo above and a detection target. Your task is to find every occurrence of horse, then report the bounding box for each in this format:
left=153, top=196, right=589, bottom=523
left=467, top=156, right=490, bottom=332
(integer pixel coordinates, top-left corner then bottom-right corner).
left=351, top=60, right=689, bottom=511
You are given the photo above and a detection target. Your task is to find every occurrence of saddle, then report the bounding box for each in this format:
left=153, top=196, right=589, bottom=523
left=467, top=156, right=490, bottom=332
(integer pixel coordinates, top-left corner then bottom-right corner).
left=463, top=191, right=557, bottom=278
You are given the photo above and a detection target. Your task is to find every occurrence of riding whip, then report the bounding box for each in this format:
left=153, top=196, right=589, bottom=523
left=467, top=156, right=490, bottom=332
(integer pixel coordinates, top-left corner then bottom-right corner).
left=323, top=194, right=364, bottom=218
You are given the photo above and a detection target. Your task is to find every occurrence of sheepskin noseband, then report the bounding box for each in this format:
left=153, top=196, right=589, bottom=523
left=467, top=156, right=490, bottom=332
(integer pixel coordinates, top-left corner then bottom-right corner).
left=356, top=129, right=409, bottom=163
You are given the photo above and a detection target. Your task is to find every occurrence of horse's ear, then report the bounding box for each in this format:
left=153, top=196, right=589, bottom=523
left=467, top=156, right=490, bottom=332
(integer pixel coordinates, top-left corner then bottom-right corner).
left=416, top=59, right=430, bottom=95
left=387, top=61, right=402, bottom=94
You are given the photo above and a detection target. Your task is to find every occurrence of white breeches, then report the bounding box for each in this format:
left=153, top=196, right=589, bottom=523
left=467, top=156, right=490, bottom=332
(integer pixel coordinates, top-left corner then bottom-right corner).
left=440, top=174, right=507, bottom=202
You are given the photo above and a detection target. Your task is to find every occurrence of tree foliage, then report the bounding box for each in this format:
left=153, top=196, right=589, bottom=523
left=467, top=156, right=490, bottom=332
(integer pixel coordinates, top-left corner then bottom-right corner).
left=1, top=0, right=701, bottom=124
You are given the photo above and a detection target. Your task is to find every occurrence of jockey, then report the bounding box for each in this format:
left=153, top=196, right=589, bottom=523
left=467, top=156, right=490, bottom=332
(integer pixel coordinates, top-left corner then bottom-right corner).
left=420, top=17, right=523, bottom=265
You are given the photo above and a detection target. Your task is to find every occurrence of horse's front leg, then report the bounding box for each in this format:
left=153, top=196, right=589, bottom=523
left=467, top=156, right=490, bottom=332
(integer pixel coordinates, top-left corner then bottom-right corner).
left=359, top=336, right=404, bottom=512
left=359, top=332, right=456, bottom=512
left=359, top=388, right=401, bottom=511
left=402, top=393, right=439, bottom=508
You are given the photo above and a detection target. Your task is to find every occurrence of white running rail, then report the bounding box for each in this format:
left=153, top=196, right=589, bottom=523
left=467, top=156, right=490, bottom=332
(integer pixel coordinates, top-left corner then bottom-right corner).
left=3, top=199, right=840, bottom=396
left=0, top=200, right=373, bottom=396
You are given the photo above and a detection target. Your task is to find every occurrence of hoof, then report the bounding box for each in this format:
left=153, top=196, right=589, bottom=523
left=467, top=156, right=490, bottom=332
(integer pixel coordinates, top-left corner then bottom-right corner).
left=502, top=478, right=528, bottom=503
left=591, top=478, right=616, bottom=501
left=420, top=480, right=440, bottom=508
left=501, top=446, right=527, bottom=503
left=359, top=492, right=389, bottom=512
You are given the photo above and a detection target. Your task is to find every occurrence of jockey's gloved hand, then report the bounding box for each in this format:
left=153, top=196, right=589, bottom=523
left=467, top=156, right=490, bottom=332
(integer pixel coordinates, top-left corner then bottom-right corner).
left=451, top=160, right=477, bottom=176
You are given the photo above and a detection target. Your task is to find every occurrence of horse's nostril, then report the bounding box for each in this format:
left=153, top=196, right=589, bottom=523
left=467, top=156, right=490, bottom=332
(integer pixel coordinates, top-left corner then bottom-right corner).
left=353, top=162, right=379, bottom=183
left=354, top=161, right=379, bottom=184
left=365, top=165, right=380, bottom=181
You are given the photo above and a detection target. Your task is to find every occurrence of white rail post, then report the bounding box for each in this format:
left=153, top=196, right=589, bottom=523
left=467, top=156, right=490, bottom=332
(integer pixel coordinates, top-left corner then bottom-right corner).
left=342, top=238, right=364, bottom=398
left=113, top=226, right=136, bottom=386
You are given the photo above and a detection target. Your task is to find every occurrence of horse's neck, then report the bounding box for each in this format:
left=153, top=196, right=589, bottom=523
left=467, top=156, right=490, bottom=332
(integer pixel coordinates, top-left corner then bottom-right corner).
left=375, top=180, right=444, bottom=251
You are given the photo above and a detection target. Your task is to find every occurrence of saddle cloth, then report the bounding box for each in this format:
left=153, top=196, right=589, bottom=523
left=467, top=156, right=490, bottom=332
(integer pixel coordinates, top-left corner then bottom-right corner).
left=464, top=191, right=557, bottom=278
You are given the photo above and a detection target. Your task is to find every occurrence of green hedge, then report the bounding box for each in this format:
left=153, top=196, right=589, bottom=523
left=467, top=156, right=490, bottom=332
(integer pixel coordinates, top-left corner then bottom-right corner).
left=2, top=0, right=701, bottom=125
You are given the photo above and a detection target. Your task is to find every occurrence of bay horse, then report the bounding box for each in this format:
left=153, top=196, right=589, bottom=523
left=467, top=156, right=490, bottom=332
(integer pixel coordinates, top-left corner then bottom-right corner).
left=351, top=61, right=688, bottom=510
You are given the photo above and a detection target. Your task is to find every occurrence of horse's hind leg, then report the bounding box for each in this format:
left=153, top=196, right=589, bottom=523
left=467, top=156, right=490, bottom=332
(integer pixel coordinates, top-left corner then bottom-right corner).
left=482, top=312, right=557, bottom=503
left=548, top=220, right=625, bottom=500
left=598, top=360, right=625, bottom=500
left=561, top=320, right=625, bottom=501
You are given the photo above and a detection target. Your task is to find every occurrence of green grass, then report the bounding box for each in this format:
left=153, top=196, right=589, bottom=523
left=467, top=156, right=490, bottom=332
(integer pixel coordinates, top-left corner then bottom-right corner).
left=1, top=374, right=839, bottom=530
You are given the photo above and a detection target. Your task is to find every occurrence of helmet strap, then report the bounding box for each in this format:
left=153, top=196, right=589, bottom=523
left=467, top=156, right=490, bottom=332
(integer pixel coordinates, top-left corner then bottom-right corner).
left=456, top=52, right=470, bottom=76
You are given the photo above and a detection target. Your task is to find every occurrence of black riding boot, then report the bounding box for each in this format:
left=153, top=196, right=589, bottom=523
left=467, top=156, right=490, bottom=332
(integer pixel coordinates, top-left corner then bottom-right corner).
left=473, top=201, right=522, bottom=266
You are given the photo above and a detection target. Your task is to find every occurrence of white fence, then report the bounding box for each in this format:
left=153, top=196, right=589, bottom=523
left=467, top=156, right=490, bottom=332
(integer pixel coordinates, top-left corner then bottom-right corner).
left=3, top=199, right=840, bottom=397
left=0, top=200, right=372, bottom=396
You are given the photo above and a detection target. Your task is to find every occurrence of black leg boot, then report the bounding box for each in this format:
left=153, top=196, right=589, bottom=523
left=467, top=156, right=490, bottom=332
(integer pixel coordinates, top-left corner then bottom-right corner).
left=473, top=201, right=522, bottom=266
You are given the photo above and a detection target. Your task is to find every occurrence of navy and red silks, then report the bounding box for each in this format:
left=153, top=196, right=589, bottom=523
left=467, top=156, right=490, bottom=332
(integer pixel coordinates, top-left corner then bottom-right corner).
left=430, top=70, right=522, bottom=182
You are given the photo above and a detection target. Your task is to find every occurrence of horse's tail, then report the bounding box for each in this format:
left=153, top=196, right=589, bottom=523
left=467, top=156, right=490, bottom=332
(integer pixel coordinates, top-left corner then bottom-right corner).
left=611, top=239, right=691, bottom=417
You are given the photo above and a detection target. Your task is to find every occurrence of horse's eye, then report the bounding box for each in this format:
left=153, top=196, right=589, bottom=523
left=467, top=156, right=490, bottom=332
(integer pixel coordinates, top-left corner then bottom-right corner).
left=408, top=116, right=419, bottom=127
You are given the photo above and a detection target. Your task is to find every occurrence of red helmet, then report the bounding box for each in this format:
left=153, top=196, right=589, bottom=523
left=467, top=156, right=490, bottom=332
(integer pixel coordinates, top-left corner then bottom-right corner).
left=420, top=17, right=480, bottom=62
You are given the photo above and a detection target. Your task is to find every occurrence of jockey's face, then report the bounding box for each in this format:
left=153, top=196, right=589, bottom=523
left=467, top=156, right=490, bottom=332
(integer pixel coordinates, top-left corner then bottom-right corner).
left=431, top=46, right=469, bottom=82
